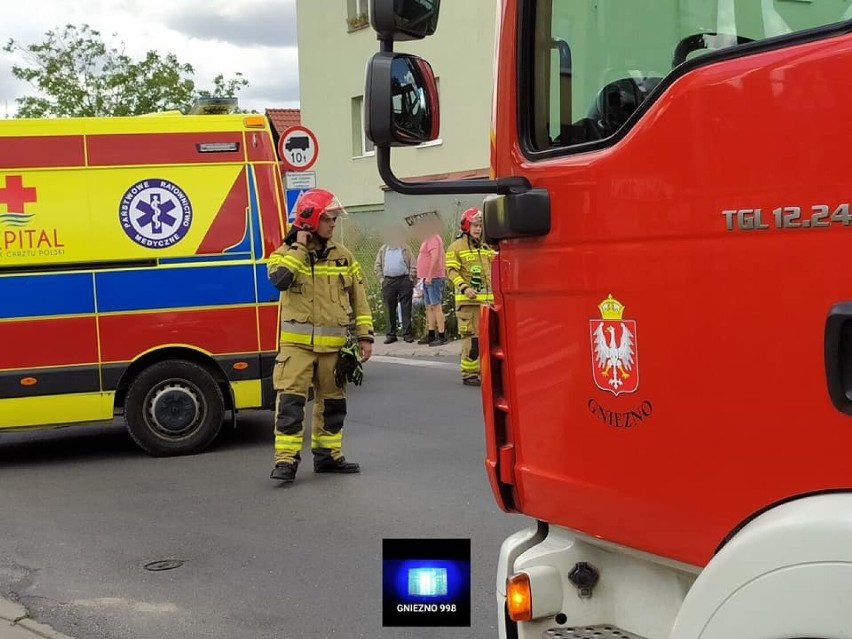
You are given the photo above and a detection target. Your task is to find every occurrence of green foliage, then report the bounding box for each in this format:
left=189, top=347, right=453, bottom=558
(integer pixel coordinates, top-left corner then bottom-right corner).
left=345, top=224, right=459, bottom=339
left=4, top=24, right=250, bottom=118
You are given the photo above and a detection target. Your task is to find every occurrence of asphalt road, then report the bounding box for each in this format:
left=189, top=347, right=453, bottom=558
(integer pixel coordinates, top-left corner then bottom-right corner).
left=0, top=358, right=528, bottom=639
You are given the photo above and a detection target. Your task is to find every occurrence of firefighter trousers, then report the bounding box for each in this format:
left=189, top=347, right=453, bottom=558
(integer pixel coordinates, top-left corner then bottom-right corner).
left=272, top=344, right=347, bottom=466
left=456, top=304, right=481, bottom=380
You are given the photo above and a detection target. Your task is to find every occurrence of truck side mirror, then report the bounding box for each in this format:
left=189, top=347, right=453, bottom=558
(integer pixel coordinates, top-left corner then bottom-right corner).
left=370, top=0, right=441, bottom=41
left=365, top=52, right=440, bottom=147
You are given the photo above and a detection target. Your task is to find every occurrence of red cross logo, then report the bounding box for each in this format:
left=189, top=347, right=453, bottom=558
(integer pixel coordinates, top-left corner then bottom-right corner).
left=0, top=175, right=37, bottom=213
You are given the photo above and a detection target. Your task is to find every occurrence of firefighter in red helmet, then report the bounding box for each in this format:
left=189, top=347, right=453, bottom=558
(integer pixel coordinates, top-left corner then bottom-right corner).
left=445, top=208, right=496, bottom=386
left=266, top=188, right=374, bottom=482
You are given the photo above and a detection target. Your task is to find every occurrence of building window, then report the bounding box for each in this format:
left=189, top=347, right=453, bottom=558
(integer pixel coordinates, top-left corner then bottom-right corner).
left=347, top=0, right=370, bottom=31
left=352, top=96, right=375, bottom=157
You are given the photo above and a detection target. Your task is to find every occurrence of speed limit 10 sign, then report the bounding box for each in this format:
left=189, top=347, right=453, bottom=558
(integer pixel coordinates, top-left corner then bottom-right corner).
left=278, top=125, right=319, bottom=172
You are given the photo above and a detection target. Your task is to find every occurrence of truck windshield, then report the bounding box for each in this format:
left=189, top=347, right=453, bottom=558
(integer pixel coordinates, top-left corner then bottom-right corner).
left=529, top=0, right=852, bottom=151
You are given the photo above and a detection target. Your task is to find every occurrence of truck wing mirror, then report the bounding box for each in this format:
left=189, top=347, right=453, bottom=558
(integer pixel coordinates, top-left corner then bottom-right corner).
left=365, top=52, right=440, bottom=147
left=370, top=0, right=441, bottom=41
left=365, top=0, right=530, bottom=197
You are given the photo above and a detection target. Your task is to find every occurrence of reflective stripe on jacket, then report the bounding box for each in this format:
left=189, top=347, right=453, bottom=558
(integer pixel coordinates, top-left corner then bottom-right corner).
left=267, top=239, right=374, bottom=352
left=445, top=236, right=496, bottom=309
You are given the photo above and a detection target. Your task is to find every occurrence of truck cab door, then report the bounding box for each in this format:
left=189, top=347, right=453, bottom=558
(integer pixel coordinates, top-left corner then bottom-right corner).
left=489, top=0, right=852, bottom=564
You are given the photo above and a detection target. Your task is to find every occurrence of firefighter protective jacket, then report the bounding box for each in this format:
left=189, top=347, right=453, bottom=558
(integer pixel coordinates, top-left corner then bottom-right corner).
left=267, top=238, right=374, bottom=352
left=445, top=236, right=496, bottom=307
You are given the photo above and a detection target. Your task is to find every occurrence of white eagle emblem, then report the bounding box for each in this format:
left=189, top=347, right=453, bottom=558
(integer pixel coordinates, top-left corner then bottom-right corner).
left=592, top=323, right=634, bottom=390
left=589, top=294, right=639, bottom=396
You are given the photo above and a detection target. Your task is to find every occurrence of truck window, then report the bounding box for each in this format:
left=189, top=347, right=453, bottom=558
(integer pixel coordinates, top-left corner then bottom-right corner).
left=526, top=0, right=852, bottom=153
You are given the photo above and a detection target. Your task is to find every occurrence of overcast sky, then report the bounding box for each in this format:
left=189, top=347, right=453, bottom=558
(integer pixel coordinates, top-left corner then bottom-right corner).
left=0, top=0, right=299, bottom=116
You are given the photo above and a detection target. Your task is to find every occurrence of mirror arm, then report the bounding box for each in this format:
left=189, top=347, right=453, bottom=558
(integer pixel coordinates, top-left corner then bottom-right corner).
left=377, top=146, right=530, bottom=196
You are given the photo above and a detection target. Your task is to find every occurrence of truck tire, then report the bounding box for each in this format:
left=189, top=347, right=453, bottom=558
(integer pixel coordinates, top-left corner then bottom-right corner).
left=124, top=360, right=224, bottom=456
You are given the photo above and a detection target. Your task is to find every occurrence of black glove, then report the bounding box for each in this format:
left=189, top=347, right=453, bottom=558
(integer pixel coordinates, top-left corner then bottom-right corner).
left=334, top=338, right=364, bottom=388
left=283, top=225, right=300, bottom=245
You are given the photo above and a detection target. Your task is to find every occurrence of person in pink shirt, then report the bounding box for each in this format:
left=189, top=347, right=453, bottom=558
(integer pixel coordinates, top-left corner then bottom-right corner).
left=414, top=213, right=447, bottom=346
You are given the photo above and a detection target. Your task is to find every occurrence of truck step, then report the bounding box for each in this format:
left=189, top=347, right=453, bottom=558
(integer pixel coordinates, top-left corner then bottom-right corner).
left=543, top=625, right=646, bottom=639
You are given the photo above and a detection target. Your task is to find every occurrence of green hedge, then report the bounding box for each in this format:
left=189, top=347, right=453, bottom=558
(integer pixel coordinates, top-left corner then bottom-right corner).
left=342, top=220, right=460, bottom=340
left=361, top=269, right=458, bottom=339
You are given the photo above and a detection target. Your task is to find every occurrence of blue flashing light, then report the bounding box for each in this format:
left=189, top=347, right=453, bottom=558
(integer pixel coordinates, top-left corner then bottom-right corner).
left=407, top=567, right=448, bottom=597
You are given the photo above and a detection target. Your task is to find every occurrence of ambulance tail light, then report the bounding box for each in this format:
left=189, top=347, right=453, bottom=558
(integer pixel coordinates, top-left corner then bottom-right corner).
left=506, top=567, right=564, bottom=623
left=243, top=115, right=266, bottom=128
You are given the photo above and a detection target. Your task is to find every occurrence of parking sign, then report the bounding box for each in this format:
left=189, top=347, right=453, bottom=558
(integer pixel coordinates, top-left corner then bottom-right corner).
left=278, top=126, right=319, bottom=172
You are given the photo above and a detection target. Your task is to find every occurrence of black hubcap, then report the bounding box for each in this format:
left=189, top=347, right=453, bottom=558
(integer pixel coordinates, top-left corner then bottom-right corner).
left=153, top=391, right=196, bottom=432
left=147, top=381, right=204, bottom=438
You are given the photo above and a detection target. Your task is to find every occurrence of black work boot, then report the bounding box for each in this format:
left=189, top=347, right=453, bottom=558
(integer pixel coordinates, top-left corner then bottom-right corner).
left=463, top=377, right=482, bottom=387
left=270, top=463, right=297, bottom=482
left=314, top=456, right=361, bottom=474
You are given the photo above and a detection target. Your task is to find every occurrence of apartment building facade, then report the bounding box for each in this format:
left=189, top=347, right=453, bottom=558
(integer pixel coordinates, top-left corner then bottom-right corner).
left=295, top=0, right=497, bottom=223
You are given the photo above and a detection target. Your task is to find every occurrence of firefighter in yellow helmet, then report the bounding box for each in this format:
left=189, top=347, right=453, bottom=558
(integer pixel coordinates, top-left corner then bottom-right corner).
left=266, top=188, right=374, bottom=483
left=445, top=208, right=495, bottom=386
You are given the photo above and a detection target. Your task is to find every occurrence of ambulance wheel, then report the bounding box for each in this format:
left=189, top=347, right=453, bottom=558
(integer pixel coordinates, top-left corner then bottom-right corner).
left=124, top=360, right=225, bottom=456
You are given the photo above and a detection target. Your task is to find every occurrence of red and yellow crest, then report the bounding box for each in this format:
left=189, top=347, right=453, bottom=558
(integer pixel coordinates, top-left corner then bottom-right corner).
left=590, top=294, right=639, bottom=396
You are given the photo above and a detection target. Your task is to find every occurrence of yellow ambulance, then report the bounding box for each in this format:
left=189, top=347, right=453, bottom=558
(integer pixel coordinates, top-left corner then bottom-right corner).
left=0, top=105, right=287, bottom=455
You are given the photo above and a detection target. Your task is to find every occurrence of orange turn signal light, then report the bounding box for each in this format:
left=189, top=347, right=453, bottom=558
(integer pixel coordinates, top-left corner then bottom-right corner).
left=506, top=573, right=532, bottom=622
left=20, top=377, right=37, bottom=386
left=232, top=361, right=249, bottom=371
left=243, top=115, right=266, bottom=128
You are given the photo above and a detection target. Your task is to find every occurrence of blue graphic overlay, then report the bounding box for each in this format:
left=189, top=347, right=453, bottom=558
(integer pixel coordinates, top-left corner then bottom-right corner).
left=382, top=539, right=470, bottom=627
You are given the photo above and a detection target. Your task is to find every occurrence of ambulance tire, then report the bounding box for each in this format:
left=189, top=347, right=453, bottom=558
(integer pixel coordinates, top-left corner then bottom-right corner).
left=124, top=360, right=225, bottom=457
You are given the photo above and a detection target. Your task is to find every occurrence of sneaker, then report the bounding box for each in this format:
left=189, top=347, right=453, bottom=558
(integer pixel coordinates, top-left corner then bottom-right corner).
left=428, top=336, right=448, bottom=347
left=417, top=335, right=432, bottom=344
left=462, top=377, right=482, bottom=387
left=403, top=334, right=415, bottom=343
left=384, top=335, right=398, bottom=344
left=270, top=463, right=297, bottom=482
left=314, top=456, right=361, bottom=474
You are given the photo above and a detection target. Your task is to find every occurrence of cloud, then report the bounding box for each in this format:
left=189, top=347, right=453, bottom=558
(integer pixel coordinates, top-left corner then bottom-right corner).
left=242, top=74, right=301, bottom=108
left=0, top=0, right=301, bottom=115
left=0, top=48, right=40, bottom=116
left=198, top=45, right=300, bottom=109
left=163, top=0, right=297, bottom=48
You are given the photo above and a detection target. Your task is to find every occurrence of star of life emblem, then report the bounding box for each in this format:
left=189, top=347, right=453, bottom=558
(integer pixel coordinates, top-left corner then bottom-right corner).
left=119, top=179, right=192, bottom=249
left=590, top=294, right=639, bottom=396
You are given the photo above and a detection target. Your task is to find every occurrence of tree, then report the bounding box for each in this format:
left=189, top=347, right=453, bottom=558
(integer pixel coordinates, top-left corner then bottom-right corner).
left=4, top=24, right=251, bottom=118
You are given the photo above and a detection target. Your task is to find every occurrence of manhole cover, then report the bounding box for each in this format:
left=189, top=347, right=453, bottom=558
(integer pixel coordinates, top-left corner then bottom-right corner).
left=143, top=560, right=184, bottom=572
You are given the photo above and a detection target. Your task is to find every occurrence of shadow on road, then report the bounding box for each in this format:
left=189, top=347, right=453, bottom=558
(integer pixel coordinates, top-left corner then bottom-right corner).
left=0, top=411, right=273, bottom=468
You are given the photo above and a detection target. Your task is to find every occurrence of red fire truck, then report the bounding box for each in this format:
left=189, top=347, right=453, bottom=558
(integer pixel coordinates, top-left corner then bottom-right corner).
left=366, top=1, right=852, bottom=637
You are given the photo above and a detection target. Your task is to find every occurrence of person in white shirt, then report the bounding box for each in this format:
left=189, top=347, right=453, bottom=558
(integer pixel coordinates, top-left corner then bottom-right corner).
left=373, top=226, right=417, bottom=343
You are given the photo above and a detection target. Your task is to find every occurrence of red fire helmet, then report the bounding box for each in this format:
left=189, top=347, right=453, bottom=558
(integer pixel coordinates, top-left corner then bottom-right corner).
left=460, top=207, right=483, bottom=234
left=292, top=188, right=347, bottom=231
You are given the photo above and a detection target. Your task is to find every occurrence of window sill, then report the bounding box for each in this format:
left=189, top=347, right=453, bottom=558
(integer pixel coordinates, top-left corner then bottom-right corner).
left=347, top=22, right=370, bottom=33
left=417, top=139, right=443, bottom=149
left=352, top=151, right=376, bottom=159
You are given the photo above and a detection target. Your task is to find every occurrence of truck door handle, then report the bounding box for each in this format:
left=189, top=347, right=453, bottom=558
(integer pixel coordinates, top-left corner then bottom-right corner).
left=824, top=302, right=852, bottom=415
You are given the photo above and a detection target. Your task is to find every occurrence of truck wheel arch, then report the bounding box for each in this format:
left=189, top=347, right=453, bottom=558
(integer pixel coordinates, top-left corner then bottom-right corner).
left=670, top=492, right=852, bottom=639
